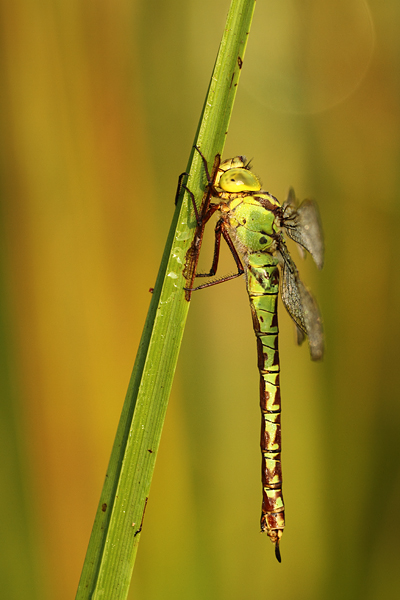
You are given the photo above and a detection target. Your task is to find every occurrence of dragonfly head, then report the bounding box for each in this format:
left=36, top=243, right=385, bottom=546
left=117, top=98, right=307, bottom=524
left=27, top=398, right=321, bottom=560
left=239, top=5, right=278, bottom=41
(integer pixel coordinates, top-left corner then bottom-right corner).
left=216, top=156, right=262, bottom=193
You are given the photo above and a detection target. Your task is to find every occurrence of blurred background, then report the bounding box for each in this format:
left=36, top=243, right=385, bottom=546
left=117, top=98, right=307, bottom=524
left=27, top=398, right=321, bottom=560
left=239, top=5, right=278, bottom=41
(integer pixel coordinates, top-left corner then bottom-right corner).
left=0, top=0, right=399, bottom=598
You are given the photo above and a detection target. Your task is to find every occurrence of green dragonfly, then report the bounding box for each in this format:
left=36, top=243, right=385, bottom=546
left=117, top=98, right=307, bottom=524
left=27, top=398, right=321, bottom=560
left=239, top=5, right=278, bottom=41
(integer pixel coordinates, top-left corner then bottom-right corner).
left=183, top=148, right=324, bottom=562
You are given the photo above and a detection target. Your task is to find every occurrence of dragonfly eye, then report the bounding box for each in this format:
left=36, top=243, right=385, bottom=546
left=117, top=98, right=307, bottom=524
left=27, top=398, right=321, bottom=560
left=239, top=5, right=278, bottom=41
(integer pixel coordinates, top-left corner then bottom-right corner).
left=219, top=168, right=261, bottom=192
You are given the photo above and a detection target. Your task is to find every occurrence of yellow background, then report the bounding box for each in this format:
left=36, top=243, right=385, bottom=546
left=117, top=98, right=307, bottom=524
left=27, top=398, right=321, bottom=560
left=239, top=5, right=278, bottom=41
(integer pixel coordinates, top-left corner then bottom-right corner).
left=1, top=1, right=399, bottom=598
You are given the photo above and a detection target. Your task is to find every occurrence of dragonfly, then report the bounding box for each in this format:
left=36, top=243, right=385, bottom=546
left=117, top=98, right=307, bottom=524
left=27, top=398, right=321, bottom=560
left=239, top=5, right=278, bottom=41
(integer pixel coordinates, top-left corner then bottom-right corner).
left=183, top=147, right=324, bottom=562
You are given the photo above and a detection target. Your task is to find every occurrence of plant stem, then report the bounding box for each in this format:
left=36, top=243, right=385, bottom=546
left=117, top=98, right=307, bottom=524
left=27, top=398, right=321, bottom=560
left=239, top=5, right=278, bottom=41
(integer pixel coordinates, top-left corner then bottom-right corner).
left=76, top=1, right=256, bottom=598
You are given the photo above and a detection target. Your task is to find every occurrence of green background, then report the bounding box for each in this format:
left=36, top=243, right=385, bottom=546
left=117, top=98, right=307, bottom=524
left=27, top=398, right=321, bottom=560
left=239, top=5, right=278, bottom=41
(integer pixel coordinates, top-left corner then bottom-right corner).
left=1, top=1, right=398, bottom=599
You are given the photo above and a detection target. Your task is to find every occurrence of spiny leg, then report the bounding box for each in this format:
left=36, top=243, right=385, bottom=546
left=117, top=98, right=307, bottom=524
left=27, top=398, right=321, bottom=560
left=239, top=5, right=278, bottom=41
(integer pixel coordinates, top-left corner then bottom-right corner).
left=194, top=145, right=214, bottom=185
left=195, top=217, right=224, bottom=278
left=178, top=147, right=221, bottom=227
left=182, top=187, right=221, bottom=229
left=188, top=145, right=221, bottom=224
left=187, top=219, right=244, bottom=291
left=181, top=183, right=202, bottom=226
left=182, top=148, right=221, bottom=300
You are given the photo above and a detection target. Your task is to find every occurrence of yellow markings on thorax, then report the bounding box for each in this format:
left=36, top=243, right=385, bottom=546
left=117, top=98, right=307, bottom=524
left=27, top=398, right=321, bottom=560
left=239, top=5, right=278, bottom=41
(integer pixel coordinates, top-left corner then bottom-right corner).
left=219, top=196, right=249, bottom=212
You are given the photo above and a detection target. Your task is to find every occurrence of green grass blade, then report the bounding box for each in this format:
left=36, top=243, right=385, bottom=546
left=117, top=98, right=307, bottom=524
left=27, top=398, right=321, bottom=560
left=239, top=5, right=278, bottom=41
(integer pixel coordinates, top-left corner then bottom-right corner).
left=76, top=1, right=256, bottom=598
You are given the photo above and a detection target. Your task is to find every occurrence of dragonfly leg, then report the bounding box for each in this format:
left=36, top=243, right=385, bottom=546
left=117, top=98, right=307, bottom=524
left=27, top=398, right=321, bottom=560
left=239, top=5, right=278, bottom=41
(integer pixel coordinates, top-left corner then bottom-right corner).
left=182, top=202, right=221, bottom=301
left=197, top=218, right=244, bottom=277
left=181, top=183, right=202, bottom=227
left=194, top=145, right=213, bottom=184
left=181, top=149, right=221, bottom=299
left=178, top=148, right=220, bottom=227
left=194, top=146, right=221, bottom=199
left=187, top=219, right=244, bottom=291
left=218, top=219, right=245, bottom=276
left=180, top=180, right=221, bottom=229
left=194, top=218, right=223, bottom=279
left=175, top=170, right=203, bottom=226
left=203, top=202, right=221, bottom=225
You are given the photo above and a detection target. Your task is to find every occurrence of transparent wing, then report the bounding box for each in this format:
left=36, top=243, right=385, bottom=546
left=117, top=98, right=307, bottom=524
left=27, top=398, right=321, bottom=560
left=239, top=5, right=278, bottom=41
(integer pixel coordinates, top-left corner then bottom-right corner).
left=296, top=279, right=324, bottom=361
left=281, top=188, right=324, bottom=270
left=279, top=240, right=324, bottom=361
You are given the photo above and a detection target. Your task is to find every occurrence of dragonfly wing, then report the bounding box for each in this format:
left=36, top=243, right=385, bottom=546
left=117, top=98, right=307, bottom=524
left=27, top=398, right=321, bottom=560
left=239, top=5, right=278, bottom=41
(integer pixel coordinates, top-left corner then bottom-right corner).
left=296, top=325, right=306, bottom=346
left=280, top=251, right=306, bottom=333
left=282, top=188, right=324, bottom=269
left=279, top=241, right=324, bottom=361
left=297, top=280, right=324, bottom=361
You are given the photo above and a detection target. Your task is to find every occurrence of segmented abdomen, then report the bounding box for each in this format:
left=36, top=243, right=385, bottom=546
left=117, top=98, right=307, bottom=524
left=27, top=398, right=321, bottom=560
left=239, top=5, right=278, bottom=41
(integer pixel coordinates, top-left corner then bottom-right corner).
left=246, top=252, right=284, bottom=557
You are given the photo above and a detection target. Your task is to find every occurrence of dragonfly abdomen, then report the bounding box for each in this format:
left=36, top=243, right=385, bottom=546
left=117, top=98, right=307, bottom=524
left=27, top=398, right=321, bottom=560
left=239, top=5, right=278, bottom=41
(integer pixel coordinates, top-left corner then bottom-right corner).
left=246, top=253, right=284, bottom=561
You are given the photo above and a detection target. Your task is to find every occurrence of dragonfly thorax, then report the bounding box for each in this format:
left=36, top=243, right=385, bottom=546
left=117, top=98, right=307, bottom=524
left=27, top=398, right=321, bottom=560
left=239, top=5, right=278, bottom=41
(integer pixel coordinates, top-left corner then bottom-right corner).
left=224, top=196, right=278, bottom=254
